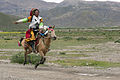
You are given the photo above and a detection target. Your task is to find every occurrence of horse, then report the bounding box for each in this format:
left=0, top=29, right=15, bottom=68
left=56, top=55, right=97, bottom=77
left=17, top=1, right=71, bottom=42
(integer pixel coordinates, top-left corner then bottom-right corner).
left=20, top=26, right=57, bottom=69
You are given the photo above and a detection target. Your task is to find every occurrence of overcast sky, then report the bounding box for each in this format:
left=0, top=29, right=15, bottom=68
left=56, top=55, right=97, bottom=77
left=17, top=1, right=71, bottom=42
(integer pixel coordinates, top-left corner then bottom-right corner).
left=85, top=0, right=120, bottom=2
left=43, top=0, right=120, bottom=3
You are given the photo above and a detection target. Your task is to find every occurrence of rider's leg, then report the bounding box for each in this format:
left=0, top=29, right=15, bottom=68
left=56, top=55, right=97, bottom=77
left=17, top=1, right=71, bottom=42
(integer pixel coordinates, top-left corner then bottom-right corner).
left=31, top=41, right=36, bottom=53
left=25, top=29, right=36, bottom=53
left=30, top=30, right=36, bottom=53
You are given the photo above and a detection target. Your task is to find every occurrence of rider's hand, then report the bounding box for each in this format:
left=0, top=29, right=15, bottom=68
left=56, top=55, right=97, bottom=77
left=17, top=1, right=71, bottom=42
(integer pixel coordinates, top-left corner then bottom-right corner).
left=14, top=22, right=18, bottom=24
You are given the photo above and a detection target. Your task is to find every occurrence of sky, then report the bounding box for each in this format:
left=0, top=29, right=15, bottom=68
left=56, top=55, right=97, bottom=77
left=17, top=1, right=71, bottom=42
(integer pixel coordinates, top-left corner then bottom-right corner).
left=43, top=0, right=120, bottom=3
left=85, top=0, right=120, bottom=2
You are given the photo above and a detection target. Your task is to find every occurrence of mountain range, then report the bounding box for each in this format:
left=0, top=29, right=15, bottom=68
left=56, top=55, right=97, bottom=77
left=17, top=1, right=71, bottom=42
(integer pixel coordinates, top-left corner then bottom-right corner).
left=1, top=0, right=120, bottom=29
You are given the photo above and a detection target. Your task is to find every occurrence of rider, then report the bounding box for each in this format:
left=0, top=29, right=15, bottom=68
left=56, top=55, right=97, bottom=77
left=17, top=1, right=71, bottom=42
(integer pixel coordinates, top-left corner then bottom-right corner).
left=15, top=8, right=44, bottom=53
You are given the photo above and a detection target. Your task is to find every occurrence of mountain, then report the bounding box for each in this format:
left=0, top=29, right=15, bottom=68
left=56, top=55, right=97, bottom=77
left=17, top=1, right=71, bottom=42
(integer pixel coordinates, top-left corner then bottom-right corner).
left=41, top=1, right=120, bottom=27
left=0, top=12, right=26, bottom=32
left=0, top=0, right=57, bottom=16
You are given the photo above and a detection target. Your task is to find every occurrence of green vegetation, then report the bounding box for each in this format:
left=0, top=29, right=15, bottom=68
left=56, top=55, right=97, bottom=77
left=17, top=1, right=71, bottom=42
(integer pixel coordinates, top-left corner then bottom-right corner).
left=47, top=52, right=89, bottom=58
left=11, top=53, right=41, bottom=64
left=59, top=52, right=66, bottom=55
left=50, top=59, right=120, bottom=68
left=1, top=28, right=120, bottom=68
left=0, top=12, right=27, bottom=32
left=76, top=37, right=87, bottom=41
left=0, top=39, right=22, bottom=49
left=62, top=36, right=73, bottom=41
left=0, top=28, right=119, bottom=49
left=0, top=56, right=11, bottom=60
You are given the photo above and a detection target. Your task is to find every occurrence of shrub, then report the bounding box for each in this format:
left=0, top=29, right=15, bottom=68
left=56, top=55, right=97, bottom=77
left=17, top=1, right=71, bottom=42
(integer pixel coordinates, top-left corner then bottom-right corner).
left=11, top=52, right=24, bottom=64
left=59, top=52, right=66, bottom=55
left=76, top=37, right=87, bottom=41
left=10, top=52, right=41, bottom=64
left=4, top=38, right=12, bottom=40
left=115, top=39, right=120, bottom=43
left=62, top=36, right=72, bottom=41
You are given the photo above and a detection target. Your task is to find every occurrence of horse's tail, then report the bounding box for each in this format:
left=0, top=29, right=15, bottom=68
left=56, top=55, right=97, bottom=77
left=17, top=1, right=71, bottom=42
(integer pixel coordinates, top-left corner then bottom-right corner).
left=18, top=38, right=24, bottom=46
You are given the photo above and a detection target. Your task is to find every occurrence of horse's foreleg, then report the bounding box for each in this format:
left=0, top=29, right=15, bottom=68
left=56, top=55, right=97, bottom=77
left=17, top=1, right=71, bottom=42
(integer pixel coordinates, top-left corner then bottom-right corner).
left=40, top=51, right=47, bottom=64
left=40, top=56, right=46, bottom=64
left=35, top=51, right=46, bottom=69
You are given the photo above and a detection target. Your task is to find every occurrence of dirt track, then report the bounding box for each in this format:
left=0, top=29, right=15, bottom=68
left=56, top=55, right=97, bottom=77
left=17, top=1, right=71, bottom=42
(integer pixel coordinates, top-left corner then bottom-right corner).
left=0, top=62, right=120, bottom=80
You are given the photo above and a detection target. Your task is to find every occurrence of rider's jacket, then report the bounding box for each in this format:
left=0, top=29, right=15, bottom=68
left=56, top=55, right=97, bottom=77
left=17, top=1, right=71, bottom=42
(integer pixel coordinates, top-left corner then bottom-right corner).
left=29, top=15, right=43, bottom=29
left=16, top=15, right=44, bottom=29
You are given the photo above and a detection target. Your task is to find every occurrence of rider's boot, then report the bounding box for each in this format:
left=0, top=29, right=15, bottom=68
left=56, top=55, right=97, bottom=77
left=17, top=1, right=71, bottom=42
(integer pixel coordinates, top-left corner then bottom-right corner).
left=31, top=41, right=36, bottom=53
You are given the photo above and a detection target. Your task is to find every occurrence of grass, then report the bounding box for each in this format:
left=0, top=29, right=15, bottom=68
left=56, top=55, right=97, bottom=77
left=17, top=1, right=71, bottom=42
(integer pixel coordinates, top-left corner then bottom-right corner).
left=1, top=28, right=120, bottom=68
left=58, top=54, right=89, bottom=58
left=50, top=59, right=120, bottom=68
left=62, top=36, right=73, bottom=41
left=0, top=39, right=22, bottom=49
left=0, top=56, right=11, bottom=60
left=50, top=37, right=111, bottom=49
left=0, top=35, right=117, bottom=50
left=47, top=52, right=89, bottom=58
left=0, top=28, right=119, bottom=49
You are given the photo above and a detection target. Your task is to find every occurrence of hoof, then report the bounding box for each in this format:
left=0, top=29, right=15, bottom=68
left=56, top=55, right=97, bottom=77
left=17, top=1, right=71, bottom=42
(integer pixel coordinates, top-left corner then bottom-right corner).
left=23, top=62, right=27, bottom=66
left=40, top=58, right=46, bottom=64
left=23, top=63, right=26, bottom=66
left=35, top=63, right=39, bottom=69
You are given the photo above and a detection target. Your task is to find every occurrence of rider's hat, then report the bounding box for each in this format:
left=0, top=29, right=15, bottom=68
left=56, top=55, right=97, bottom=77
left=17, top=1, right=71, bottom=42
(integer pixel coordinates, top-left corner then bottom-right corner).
left=30, top=8, right=39, bottom=16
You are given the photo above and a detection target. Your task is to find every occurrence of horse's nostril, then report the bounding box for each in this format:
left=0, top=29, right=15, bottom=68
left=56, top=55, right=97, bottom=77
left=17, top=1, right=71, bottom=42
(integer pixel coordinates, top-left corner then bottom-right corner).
left=53, top=37, right=57, bottom=40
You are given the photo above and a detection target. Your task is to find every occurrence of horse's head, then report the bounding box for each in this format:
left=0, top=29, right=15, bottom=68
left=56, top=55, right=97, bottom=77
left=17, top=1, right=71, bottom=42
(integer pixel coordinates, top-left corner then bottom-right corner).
left=47, top=25, right=57, bottom=40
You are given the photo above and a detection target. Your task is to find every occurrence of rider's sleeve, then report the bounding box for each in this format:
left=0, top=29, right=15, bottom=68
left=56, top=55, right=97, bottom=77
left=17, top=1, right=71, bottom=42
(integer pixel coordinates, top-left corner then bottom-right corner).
left=39, top=18, right=44, bottom=29
left=16, top=18, right=28, bottom=23
left=16, top=16, right=32, bottom=23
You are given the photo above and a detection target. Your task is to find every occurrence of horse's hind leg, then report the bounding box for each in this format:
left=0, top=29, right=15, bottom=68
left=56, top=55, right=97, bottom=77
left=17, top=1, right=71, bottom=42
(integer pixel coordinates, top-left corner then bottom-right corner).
left=28, top=56, right=32, bottom=64
left=23, top=51, right=27, bottom=65
left=24, top=49, right=32, bottom=65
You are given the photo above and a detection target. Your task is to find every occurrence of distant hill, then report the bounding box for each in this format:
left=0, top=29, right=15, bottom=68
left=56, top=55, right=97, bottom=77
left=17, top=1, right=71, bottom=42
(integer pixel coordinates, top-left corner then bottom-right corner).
left=41, top=1, right=120, bottom=28
left=0, top=0, right=57, bottom=16
left=0, top=12, right=27, bottom=32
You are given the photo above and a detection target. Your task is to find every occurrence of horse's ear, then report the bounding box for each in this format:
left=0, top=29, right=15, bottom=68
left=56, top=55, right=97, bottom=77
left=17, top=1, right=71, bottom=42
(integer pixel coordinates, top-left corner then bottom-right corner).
left=52, top=25, right=55, bottom=29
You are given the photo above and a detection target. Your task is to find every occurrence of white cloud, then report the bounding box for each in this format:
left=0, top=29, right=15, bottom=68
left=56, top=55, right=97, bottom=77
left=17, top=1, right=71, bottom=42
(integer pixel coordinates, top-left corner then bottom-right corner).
left=43, top=0, right=64, bottom=3
left=43, top=0, right=120, bottom=3
left=85, top=0, right=120, bottom=2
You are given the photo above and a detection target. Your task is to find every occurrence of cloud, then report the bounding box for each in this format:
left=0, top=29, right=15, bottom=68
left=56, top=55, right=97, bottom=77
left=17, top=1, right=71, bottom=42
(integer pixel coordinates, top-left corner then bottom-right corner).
left=85, top=0, right=120, bottom=2
left=43, top=0, right=120, bottom=3
left=43, top=0, right=64, bottom=3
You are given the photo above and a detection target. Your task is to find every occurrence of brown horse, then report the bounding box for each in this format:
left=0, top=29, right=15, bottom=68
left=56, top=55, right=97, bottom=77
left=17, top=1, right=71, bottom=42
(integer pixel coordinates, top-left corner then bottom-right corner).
left=21, top=26, right=57, bottom=69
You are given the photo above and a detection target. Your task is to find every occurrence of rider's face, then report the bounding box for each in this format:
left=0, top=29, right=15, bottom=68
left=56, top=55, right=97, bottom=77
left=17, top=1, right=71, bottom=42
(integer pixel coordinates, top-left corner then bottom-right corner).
left=35, top=10, right=39, bottom=17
